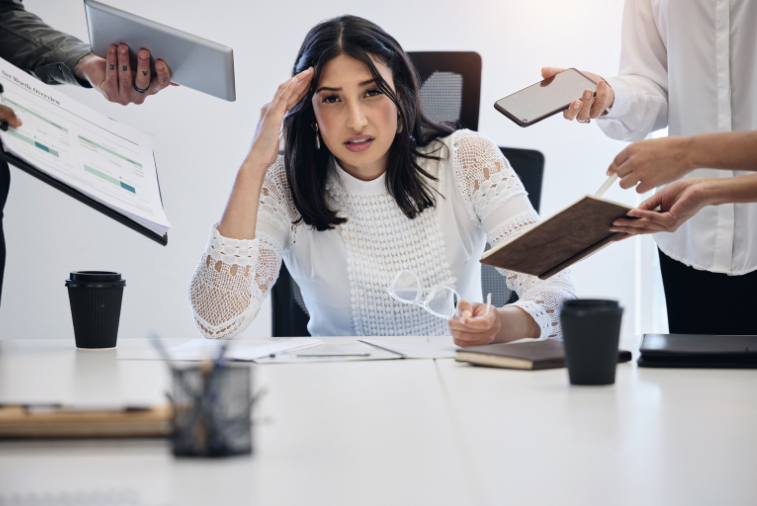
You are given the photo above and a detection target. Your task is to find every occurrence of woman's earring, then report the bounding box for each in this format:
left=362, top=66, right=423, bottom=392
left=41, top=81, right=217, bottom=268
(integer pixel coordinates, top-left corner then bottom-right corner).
left=312, top=122, right=321, bottom=150
left=397, top=115, right=403, bottom=135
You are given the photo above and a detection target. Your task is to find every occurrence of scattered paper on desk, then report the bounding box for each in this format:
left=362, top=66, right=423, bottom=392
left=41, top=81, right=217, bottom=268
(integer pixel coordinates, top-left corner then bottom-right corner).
left=254, top=341, right=399, bottom=364
left=117, top=338, right=322, bottom=362
left=0, top=57, right=170, bottom=236
left=359, top=337, right=460, bottom=359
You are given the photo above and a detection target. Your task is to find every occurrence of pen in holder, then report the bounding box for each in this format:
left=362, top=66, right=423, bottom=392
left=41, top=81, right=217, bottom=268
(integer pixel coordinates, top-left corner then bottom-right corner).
left=170, top=363, right=254, bottom=457
left=149, top=334, right=257, bottom=458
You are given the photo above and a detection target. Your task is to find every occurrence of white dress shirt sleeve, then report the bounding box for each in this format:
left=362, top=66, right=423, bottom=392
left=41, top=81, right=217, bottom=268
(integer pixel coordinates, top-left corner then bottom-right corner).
left=598, top=0, right=670, bottom=141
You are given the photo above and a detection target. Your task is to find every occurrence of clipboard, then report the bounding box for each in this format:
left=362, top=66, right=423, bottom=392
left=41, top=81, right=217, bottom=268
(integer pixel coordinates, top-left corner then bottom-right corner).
left=0, top=138, right=168, bottom=245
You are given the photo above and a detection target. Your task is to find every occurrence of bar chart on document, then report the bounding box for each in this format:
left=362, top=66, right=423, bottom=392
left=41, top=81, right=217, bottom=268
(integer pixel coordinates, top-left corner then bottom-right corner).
left=0, top=57, right=170, bottom=237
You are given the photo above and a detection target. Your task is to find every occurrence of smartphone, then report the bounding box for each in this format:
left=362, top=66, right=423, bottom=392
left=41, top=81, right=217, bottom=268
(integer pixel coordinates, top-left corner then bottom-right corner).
left=494, top=68, right=597, bottom=127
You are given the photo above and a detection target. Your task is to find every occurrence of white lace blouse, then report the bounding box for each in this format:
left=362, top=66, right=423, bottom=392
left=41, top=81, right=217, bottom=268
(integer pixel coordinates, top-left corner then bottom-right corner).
left=188, top=130, right=577, bottom=339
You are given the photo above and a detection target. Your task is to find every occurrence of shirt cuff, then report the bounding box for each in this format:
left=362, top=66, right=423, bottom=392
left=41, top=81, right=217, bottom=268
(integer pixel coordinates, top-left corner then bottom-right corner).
left=598, top=76, right=632, bottom=121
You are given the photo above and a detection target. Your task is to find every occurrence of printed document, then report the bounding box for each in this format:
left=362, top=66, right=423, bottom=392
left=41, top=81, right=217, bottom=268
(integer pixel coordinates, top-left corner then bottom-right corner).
left=117, top=338, right=323, bottom=361
left=0, top=57, right=170, bottom=235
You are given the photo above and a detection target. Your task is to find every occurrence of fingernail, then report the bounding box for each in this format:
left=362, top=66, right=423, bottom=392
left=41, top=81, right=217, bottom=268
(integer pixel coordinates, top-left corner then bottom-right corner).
left=573, top=101, right=581, bottom=110
left=599, top=81, right=605, bottom=89
left=584, top=90, right=592, bottom=99
left=119, top=47, right=127, bottom=54
left=157, top=62, right=164, bottom=69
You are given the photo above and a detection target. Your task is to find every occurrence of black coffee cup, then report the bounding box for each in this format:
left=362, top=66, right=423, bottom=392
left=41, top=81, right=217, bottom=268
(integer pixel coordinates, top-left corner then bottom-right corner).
left=560, top=299, right=623, bottom=385
left=65, top=271, right=126, bottom=349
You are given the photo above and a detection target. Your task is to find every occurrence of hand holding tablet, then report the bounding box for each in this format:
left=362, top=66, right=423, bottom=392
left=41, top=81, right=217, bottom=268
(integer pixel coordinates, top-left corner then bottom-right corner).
left=75, top=43, right=176, bottom=106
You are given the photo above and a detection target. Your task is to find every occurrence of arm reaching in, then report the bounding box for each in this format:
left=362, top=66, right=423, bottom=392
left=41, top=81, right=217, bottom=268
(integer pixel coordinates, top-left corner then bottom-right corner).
left=606, top=131, right=757, bottom=194
left=611, top=174, right=757, bottom=237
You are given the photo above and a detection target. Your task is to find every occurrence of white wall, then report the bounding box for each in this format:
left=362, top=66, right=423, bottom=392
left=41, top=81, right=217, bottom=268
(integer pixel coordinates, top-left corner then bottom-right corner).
left=1, top=0, right=646, bottom=340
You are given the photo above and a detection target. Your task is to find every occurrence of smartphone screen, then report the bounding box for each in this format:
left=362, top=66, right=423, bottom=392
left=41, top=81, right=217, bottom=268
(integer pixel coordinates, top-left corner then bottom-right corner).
left=494, top=69, right=597, bottom=127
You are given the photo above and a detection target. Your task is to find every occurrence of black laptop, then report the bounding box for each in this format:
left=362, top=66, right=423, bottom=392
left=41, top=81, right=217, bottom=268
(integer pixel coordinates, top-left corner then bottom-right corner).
left=638, top=334, right=757, bottom=368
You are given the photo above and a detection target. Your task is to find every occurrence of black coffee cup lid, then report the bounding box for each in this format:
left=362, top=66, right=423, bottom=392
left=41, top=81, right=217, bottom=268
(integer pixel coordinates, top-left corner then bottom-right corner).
left=66, top=271, right=125, bottom=288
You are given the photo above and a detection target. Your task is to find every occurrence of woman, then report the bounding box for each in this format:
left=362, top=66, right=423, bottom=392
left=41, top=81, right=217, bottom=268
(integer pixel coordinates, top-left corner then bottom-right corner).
left=189, top=16, right=576, bottom=345
left=541, top=0, right=757, bottom=335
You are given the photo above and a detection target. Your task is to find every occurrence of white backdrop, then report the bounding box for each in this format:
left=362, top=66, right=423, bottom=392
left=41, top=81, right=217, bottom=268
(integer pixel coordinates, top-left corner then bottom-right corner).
left=1, top=0, right=652, bottom=340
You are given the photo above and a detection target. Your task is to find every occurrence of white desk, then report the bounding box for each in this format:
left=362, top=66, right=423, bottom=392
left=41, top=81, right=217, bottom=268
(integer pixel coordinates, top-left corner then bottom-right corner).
left=1, top=338, right=756, bottom=506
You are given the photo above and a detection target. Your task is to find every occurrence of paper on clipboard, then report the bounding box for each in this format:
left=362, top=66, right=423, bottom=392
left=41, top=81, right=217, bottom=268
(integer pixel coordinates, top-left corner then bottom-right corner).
left=0, top=57, right=170, bottom=236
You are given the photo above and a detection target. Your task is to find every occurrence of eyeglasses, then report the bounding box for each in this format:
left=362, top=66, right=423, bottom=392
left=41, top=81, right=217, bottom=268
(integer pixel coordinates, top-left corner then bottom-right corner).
left=386, top=270, right=492, bottom=321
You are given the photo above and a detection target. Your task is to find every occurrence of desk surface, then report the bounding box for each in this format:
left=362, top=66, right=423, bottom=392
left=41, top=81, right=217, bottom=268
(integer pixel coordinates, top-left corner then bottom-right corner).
left=1, top=338, right=756, bottom=506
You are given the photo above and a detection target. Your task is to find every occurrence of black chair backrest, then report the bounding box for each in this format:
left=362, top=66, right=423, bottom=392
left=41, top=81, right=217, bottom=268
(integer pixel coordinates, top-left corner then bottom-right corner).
left=481, top=148, right=544, bottom=306
left=270, top=51, right=542, bottom=336
left=407, top=52, right=481, bottom=131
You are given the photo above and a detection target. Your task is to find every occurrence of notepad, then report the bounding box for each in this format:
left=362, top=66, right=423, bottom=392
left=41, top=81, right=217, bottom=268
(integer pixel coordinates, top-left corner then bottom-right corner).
left=117, top=338, right=323, bottom=361
left=480, top=174, right=633, bottom=279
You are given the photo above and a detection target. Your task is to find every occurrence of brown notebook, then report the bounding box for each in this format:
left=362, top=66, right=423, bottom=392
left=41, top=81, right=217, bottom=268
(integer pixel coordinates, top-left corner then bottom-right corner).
left=480, top=195, right=633, bottom=280
left=455, top=339, right=632, bottom=370
left=0, top=404, right=171, bottom=438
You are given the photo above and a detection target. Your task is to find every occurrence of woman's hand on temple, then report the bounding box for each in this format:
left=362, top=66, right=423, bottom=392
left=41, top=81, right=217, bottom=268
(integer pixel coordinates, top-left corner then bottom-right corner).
left=449, top=300, right=501, bottom=347
left=541, top=67, right=614, bottom=123
left=245, top=67, right=314, bottom=176
left=610, top=177, right=712, bottom=236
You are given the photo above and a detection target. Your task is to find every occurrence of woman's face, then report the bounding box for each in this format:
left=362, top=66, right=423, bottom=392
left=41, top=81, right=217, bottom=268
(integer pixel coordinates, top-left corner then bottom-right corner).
left=312, top=53, right=399, bottom=181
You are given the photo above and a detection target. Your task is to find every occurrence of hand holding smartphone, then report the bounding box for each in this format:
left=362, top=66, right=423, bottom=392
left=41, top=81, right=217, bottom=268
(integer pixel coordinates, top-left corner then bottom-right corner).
left=494, top=68, right=598, bottom=127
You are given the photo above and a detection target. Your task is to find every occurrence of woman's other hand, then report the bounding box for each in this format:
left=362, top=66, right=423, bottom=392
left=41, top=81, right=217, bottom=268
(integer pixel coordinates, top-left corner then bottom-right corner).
left=541, top=67, right=614, bottom=123
left=449, top=300, right=500, bottom=347
left=606, top=136, right=693, bottom=193
left=0, top=105, right=22, bottom=129
left=610, top=177, right=712, bottom=236
left=245, top=67, right=314, bottom=175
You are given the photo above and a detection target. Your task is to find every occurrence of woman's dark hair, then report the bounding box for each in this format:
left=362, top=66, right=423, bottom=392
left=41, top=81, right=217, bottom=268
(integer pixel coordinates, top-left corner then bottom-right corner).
left=283, top=15, right=456, bottom=231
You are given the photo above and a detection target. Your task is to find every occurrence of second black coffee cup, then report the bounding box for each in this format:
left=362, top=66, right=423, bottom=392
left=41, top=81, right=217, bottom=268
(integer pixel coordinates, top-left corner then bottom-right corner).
left=65, top=271, right=126, bottom=349
left=560, top=299, right=623, bottom=385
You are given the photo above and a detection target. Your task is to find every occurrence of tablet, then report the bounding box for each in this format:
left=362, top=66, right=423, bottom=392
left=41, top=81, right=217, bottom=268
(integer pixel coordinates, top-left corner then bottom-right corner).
left=84, top=0, right=236, bottom=101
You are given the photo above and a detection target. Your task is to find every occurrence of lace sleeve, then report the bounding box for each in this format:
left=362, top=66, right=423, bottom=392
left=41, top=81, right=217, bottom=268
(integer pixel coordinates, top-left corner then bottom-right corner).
left=188, top=158, right=290, bottom=339
left=451, top=130, right=577, bottom=339
left=451, top=130, right=528, bottom=223
left=487, top=213, right=577, bottom=339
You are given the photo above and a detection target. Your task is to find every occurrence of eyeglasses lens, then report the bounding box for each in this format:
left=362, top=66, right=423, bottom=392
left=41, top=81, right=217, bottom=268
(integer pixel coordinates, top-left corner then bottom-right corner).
left=392, top=271, right=420, bottom=302
left=425, top=287, right=458, bottom=319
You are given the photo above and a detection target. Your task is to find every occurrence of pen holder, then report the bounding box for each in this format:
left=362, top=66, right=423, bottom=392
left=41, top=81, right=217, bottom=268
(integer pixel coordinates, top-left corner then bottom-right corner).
left=170, top=363, right=253, bottom=458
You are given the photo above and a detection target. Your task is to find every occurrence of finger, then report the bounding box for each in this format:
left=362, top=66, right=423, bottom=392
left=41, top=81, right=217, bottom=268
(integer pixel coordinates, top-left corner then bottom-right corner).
left=134, top=48, right=151, bottom=91
left=636, top=192, right=664, bottom=212
left=613, top=216, right=666, bottom=229
left=0, top=105, right=21, bottom=127
left=540, top=66, right=565, bottom=79
left=635, top=180, right=655, bottom=194
left=576, top=88, right=594, bottom=122
left=619, top=173, right=640, bottom=190
left=101, top=44, right=119, bottom=99
left=609, top=225, right=659, bottom=236
left=287, top=68, right=315, bottom=108
left=150, top=60, right=172, bottom=94
left=116, top=44, right=132, bottom=104
left=271, top=77, right=299, bottom=118
left=451, top=331, right=494, bottom=347
left=590, top=80, right=611, bottom=119
left=563, top=100, right=582, bottom=121
left=607, top=146, right=631, bottom=176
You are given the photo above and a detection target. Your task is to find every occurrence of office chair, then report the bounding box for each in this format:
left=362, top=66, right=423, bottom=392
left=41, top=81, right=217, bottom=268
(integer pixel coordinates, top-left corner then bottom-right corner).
left=271, top=51, right=544, bottom=336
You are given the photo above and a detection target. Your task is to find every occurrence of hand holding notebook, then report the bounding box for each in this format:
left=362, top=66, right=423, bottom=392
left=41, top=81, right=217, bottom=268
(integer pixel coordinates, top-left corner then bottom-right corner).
left=480, top=174, right=634, bottom=279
